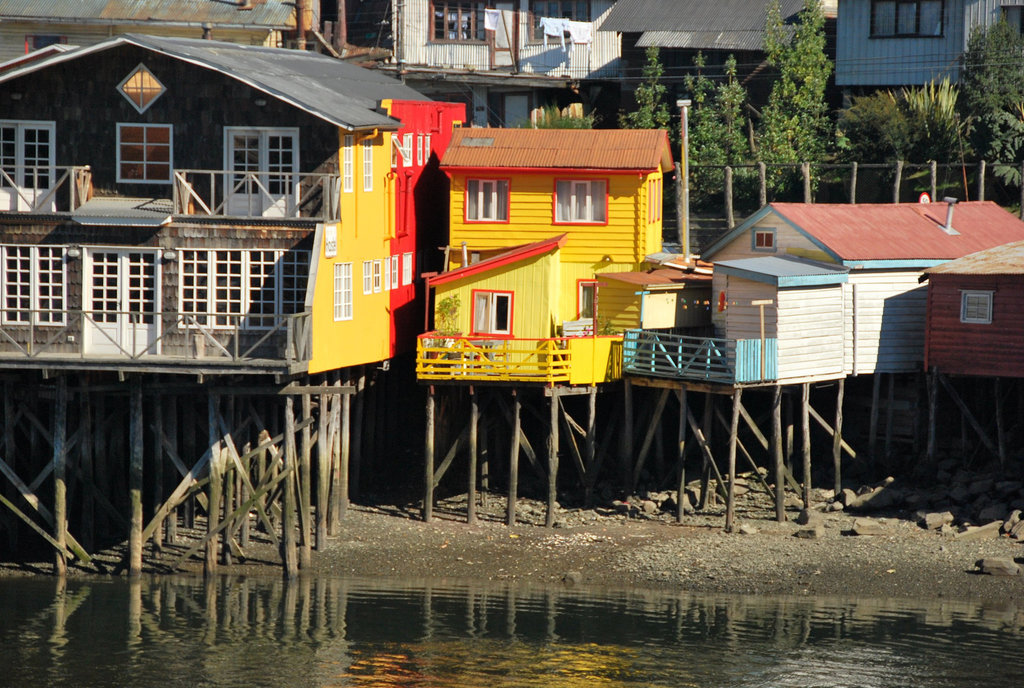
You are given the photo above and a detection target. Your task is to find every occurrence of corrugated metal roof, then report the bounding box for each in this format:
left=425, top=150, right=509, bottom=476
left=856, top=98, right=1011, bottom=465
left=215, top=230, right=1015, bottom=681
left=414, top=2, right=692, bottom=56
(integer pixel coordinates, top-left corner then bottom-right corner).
left=716, top=255, right=848, bottom=278
left=0, top=34, right=429, bottom=131
left=925, top=240, right=1024, bottom=275
left=0, top=0, right=294, bottom=28
left=428, top=235, right=567, bottom=286
left=599, top=268, right=711, bottom=287
left=441, top=128, right=673, bottom=171
left=601, top=0, right=803, bottom=50
left=770, top=202, right=1024, bottom=262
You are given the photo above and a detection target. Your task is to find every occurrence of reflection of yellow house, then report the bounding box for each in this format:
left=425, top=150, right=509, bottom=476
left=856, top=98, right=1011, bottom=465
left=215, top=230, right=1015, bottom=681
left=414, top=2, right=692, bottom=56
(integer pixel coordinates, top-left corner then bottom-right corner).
left=416, top=128, right=673, bottom=385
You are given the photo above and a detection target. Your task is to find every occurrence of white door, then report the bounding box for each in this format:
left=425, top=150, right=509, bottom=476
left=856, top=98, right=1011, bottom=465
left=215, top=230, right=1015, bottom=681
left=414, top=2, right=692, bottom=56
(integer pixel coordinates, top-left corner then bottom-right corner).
left=84, top=249, right=160, bottom=356
left=0, top=121, right=56, bottom=211
left=225, top=128, right=298, bottom=217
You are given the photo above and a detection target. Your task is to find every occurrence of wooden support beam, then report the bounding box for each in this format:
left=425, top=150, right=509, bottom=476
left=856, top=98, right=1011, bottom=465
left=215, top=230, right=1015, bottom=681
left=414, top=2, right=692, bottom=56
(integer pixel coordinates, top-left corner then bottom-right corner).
left=214, top=416, right=280, bottom=549
left=558, top=396, right=587, bottom=483
left=801, top=383, right=811, bottom=509
left=53, top=376, right=68, bottom=576
left=869, top=373, right=881, bottom=462
left=468, top=387, right=478, bottom=525
left=507, top=390, right=520, bottom=527
left=299, top=393, right=312, bottom=569
left=631, top=388, right=670, bottom=491
left=622, top=379, right=634, bottom=495
left=338, top=375, right=350, bottom=524
left=584, top=387, right=596, bottom=508
left=128, top=377, right=143, bottom=577
left=684, top=405, right=728, bottom=505
left=316, top=384, right=329, bottom=549
left=936, top=372, right=1000, bottom=457
left=714, top=405, right=775, bottom=500
left=546, top=387, right=559, bottom=528
left=725, top=389, right=742, bottom=533
left=676, top=388, right=687, bottom=523
left=772, top=385, right=785, bottom=523
left=424, top=387, right=435, bottom=523
left=205, top=393, right=222, bottom=577
left=283, top=395, right=299, bottom=579
left=432, top=423, right=471, bottom=488
left=698, top=392, right=714, bottom=510
left=833, top=379, right=845, bottom=494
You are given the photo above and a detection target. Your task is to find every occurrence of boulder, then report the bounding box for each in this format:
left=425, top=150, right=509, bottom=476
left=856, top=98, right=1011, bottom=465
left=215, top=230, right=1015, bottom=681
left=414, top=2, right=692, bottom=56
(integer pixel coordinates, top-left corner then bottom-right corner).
left=641, top=499, right=658, bottom=515
left=1009, top=519, right=1024, bottom=540
left=738, top=524, right=758, bottom=535
left=920, top=511, right=954, bottom=530
left=793, top=526, right=823, bottom=539
left=827, top=501, right=845, bottom=512
left=1003, top=509, right=1022, bottom=532
left=954, top=520, right=1003, bottom=542
left=795, top=509, right=822, bottom=526
left=852, top=518, right=885, bottom=536
left=974, top=558, right=1021, bottom=577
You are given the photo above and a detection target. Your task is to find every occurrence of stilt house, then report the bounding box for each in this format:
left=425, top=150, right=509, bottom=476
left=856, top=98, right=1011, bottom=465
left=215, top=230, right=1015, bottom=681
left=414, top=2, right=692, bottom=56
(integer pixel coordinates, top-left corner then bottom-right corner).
left=417, top=127, right=673, bottom=385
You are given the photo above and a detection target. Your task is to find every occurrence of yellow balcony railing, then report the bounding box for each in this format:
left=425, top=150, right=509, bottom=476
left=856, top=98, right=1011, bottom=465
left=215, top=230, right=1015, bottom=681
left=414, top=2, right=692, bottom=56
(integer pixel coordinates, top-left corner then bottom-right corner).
left=416, top=333, right=622, bottom=385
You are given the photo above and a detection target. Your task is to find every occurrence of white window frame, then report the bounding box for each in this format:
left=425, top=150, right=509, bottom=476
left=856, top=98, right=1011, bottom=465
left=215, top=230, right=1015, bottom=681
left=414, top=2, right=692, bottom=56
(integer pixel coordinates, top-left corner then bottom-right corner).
left=343, top=135, right=354, bottom=193
left=383, top=256, right=391, bottom=292
left=391, top=255, right=400, bottom=289
left=116, top=123, right=172, bottom=184
left=223, top=127, right=299, bottom=213
left=753, top=229, right=776, bottom=251
left=578, top=280, right=596, bottom=320
left=362, top=137, right=374, bottom=192
left=177, top=248, right=309, bottom=330
left=555, top=179, right=606, bottom=223
left=372, top=259, right=382, bottom=293
left=472, top=290, right=512, bottom=335
left=0, top=120, right=56, bottom=192
left=362, top=260, right=373, bottom=295
left=334, top=262, right=353, bottom=321
left=0, top=245, right=66, bottom=326
left=402, top=252, right=414, bottom=285
left=466, top=179, right=509, bottom=221
left=960, top=290, right=993, bottom=324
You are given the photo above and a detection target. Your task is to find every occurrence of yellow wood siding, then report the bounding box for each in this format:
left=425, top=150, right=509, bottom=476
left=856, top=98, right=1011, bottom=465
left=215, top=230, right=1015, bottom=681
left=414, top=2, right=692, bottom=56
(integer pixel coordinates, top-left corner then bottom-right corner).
left=308, top=132, right=392, bottom=373
left=596, top=281, right=642, bottom=334
left=448, top=171, right=659, bottom=266
left=433, top=252, right=559, bottom=340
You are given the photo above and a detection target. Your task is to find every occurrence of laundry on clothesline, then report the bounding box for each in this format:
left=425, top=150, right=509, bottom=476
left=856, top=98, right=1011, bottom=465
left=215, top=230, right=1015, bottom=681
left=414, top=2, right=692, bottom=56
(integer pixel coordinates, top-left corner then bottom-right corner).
left=539, top=16, right=569, bottom=49
left=484, top=8, right=501, bottom=32
left=566, top=20, right=592, bottom=45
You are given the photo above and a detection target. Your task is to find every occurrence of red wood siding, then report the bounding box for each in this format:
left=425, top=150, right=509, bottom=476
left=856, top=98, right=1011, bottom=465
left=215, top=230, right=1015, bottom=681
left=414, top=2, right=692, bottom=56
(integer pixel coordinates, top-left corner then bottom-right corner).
left=926, top=274, right=1024, bottom=378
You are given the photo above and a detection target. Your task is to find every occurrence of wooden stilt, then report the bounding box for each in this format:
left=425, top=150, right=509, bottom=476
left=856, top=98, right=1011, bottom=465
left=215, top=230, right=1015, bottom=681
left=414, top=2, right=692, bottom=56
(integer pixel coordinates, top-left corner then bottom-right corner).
left=205, top=393, right=221, bottom=577
left=220, top=396, right=235, bottom=567
left=995, top=378, right=1006, bottom=468
left=936, top=372, right=1000, bottom=457
left=833, top=379, right=845, bottom=494
left=316, top=383, right=329, bottom=549
left=546, top=387, right=559, bottom=527
left=507, top=390, right=520, bottom=527
left=676, top=388, right=687, bottom=523
left=725, top=389, right=741, bottom=533
left=784, top=393, right=794, bottom=474
left=631, top=388, right=670, bottom=491
left=468, top=387, right=478, bottom=525
left=584, top=386, right=596, bottom=508
left=622, top=379, right=634, bottom=496
left=351, top=368, right=365, bottom=502
left=772, top=385, right=785, bottom=523
left=283, top=395, right=299, bottom=579
left=128, top=377, right=143, bottom=577
left=183, top=400, right=196, bottom=530
left=79, top=384, right=94, bottom=551
left=152, top=392, right=164, bottom=553
left=479, top=401, right=489, bottom=509
left=424, top=386, right=435, bottom=523
left=698, top=392, right=714, bottom=510
left=53, top=376, right=68, bottom=577
left=801, top=383, right=811, bottom=509
left=869, top=373, right=881, bottom=464
left=299, top=393, right=312, bottom=569
left=338, top=374, right=350, bottom=522
left=885, top=374, right=895, bottom=459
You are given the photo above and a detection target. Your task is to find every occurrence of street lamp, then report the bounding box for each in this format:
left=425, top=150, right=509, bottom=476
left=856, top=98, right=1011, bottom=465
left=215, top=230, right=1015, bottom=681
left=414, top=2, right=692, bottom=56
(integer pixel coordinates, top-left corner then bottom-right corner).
left=676, top=98, right=691, bottom=259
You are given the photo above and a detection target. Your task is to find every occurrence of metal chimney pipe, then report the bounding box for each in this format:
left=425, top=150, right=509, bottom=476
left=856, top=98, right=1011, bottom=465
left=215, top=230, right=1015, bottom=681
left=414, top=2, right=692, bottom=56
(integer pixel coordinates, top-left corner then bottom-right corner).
left=942, top=196, right=958, bottom=233
left=461, top=241, right=469, bottom=266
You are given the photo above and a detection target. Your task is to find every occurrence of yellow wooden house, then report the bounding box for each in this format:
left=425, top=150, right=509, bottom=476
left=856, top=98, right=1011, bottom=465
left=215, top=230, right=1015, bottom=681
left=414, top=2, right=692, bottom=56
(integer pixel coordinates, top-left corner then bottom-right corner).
left=417, top=128, right=673, bottom=385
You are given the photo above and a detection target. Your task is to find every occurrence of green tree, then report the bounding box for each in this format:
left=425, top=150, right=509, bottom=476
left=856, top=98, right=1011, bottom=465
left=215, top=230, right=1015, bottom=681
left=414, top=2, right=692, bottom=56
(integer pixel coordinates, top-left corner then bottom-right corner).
left=960, top=19, right=1024, bottom=184
left=757, top=0, right=832, bottom=193
left=619, top=46, right=671, bottom=130
left=686, top=53, right=750, bottom=201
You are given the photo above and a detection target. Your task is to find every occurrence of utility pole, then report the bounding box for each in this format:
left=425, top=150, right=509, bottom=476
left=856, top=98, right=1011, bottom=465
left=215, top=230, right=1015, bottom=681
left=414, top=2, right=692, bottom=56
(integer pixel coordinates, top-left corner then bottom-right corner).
left=676, top=98, right=691, bottom=258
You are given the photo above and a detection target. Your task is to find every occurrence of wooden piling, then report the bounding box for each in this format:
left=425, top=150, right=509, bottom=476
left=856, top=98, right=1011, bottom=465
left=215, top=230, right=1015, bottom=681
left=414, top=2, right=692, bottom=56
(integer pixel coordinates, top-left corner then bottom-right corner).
left=622, top=379, right=634, bottom=495
left=316, top=383, right=329, bottom=549
left=283, top=395, right=299, bottom=579
left=79, top=383, right=94, bottom=550
left=424, top=386, right=435, bottom=523
left=53, top=376, right=68, bottom=577
left=468, top=387, right=478, bottom=525
left=676, top=388, right=687, bottom=523
left=299, top=392, right=312, bottom=569
left=772, top=385, right=785, bottom=523
left=546, top=387, right=559, bottom=528
left=338, top=374, right=350, bottom=522
left=128, top=377, right=143, bottom=577
left=205, top=393, right=221, bottom=577
left=801, top=383, right=811, bottom=509
left=507, top=390, right=520, bottom=527
left=724, top=389, right=741, bottom=533
left=584, top=386, right=596, bottom=508
left=833, top=379, right=844, bottom=494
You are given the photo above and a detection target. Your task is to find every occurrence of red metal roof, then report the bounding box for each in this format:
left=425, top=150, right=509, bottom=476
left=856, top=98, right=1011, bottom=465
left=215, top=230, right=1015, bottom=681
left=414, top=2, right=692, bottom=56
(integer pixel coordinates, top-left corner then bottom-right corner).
left=925, top=239, right=1024, bottom=275
left=427, top=235, right=567, bottom=286
left=440, top=128, right=674, bottom=172
left=771, top=201, right=1024, bottom=261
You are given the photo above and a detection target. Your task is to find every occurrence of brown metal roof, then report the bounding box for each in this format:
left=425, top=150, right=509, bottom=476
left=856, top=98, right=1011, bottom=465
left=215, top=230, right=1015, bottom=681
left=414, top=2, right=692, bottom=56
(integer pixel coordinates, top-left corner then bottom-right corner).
left=598, top=268, right=711, bottom=288
left=0, top=0, right=294, bottom=28
left=925, top=240, right=1024, bottom=275
left=441, top=128, right=674, bottom=172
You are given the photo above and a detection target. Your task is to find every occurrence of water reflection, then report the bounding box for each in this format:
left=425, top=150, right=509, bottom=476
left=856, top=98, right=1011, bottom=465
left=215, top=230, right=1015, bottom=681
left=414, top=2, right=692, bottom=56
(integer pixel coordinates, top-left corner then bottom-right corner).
left=0, top=575, right=1021, bottom=687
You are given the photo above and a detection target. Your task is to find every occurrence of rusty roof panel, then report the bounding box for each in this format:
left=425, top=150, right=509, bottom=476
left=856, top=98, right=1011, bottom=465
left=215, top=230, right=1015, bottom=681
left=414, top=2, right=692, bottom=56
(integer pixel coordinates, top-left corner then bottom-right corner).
left=0, top=0, right=294, bottom=28
left=441, top=128, right=674, bottom=172
left=925, top=240, right=1024, bottom=275
left=770, top=202, right=1024, bottom=262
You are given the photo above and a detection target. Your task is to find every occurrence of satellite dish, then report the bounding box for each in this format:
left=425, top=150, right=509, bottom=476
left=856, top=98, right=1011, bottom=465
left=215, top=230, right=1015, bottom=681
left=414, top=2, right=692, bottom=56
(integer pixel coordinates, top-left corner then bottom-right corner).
left=919, top=192, right=931, bottom=203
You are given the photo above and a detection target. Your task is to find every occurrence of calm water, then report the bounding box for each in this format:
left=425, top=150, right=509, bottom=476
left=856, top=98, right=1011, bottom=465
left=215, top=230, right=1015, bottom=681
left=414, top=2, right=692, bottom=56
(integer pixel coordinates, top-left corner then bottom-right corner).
left=1, top=575, right=1022, bottom=688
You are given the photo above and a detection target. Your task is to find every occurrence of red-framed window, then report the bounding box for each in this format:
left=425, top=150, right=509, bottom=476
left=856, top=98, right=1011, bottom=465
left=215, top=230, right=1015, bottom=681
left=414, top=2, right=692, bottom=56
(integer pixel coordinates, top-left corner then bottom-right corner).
left=577, top=279, right=597, bottom=319
left=554, top=178, right=607, bottom=224
left=471, top=289, right=513, bottom=336
left=466, top=179, right=510, bottom=222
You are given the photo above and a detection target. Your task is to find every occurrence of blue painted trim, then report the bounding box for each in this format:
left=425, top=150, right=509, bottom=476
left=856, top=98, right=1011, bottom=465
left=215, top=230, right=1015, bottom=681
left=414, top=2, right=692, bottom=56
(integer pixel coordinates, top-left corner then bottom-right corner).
left=717, top=264, right=848, bottom=286
left=701, top=205, right=775, bottom=258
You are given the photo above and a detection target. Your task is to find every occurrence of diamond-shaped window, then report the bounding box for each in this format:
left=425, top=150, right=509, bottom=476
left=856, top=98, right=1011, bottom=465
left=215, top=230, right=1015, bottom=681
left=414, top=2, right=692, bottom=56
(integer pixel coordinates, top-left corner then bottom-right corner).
left=118, top=64, right=165, bottom=113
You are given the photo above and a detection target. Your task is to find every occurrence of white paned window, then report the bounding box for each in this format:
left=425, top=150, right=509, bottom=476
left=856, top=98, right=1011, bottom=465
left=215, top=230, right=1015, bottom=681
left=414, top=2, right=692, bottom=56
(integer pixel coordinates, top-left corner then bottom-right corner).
left=343, top=135, right=354, bottom=193
left=0, top=120, right=55, bottom=193
left=960, top=290, right=993, bottom=324
left=383, top=257, right=391, bottom=292
left=179, top=248, right=309, bottom=329
left=417, top=134, right=424, bottom=166
left=555, top=180, right=606, bottom=223
left=334, top=262, right=353, bottom=321
left=466, top=179, right=509, bottom=221
left=402, top=252, right=414, bottom=285
left=391, top=255, right=400, bottom=289
left=363, top=261, right=372, bottom=294
left=362, top=138, right=374, bottom=192
left=472, top=290, right=512, bottom=335
left=372, top=259, right=382, bottom=293
left=117, top=123, right=172, bottom=183
left=1, top=245, right=65, bottom=325
left=578, top=281, right=595, bottom=319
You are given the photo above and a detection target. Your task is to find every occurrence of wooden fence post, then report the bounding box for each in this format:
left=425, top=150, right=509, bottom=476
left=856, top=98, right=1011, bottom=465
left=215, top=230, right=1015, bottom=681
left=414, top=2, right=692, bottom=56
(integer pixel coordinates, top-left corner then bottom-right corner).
left=850, top=161, right=857, bottom=204
left=893, top=160, right=903, bottom=203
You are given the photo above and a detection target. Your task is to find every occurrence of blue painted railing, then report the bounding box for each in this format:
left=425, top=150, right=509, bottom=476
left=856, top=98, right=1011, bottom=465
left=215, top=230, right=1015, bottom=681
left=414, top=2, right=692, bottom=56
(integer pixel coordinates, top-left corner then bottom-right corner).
left=623, top=330, right=778, bottom=384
